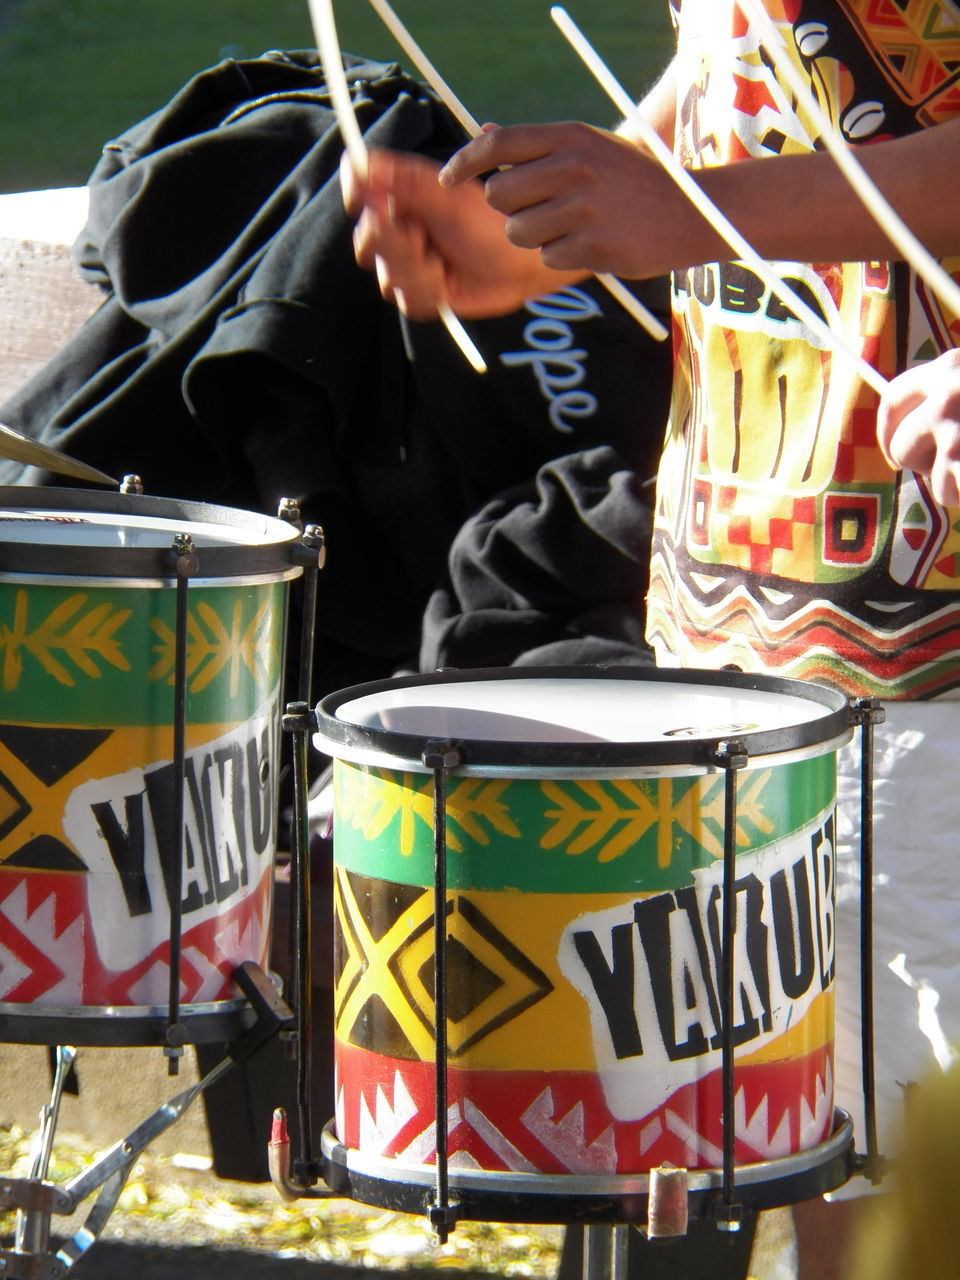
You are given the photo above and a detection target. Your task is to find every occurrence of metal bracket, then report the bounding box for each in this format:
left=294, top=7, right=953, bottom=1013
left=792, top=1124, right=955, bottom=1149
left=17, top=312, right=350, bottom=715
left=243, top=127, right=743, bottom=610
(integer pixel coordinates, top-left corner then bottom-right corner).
left=1, top=964, right=291, bottom=1279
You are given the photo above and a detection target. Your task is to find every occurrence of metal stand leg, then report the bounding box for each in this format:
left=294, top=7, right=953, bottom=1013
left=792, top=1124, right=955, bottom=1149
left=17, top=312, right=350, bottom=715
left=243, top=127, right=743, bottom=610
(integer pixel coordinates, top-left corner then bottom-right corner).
left=582, top=1225, right=630, bottom=1280
left=0, top=964, right=291, bottom=1280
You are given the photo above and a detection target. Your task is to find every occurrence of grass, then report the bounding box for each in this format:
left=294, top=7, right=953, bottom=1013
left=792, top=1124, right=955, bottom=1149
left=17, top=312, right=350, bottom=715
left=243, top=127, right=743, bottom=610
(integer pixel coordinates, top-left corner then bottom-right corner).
left=0, top=0, right=674, bottom=192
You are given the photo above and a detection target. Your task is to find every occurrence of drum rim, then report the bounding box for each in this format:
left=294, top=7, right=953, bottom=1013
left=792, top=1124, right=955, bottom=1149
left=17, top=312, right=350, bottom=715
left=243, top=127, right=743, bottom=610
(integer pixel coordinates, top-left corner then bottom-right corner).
left=313, top=665, right=854, bottom=772
left=319, top=1110, right=856, bottom=1214
left=0, top=485, right=304, bottom=579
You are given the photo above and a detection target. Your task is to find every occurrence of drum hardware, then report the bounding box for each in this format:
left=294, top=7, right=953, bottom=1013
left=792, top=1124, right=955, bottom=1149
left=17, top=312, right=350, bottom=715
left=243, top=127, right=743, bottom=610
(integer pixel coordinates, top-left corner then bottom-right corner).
left=0, top=962, right=292, bottom=1280
left=645, top=1164, right=687, bottom=1238
left=273, top=519, right=327, bottom=1187
left=163, top=531, right=199, bottom=1074
left=582, top=1223, right=629, bottom=1279
left=270, top=697, right=333, bottom=1202
left=12, top=1046, right=77, bottom=1264
left=851, top=696, right=887, bottom=1187
left=119, top=474, right=144, bottom=495
left=423, top=737, right=465, bottom=1245
left=715, top=738, right=748, bottom=1235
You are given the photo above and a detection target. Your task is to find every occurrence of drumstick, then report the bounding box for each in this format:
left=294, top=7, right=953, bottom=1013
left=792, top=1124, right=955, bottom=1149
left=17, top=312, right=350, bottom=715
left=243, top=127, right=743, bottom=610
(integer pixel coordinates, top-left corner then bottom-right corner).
left=550, top=5, right=889, bottom=398
left=366, top=0, right=670, bottom=343
left=738, top=0, right=960, bottom=323
left=0, top=421, right=117, bottom=486
left=308, top=0, right=488, bottom=374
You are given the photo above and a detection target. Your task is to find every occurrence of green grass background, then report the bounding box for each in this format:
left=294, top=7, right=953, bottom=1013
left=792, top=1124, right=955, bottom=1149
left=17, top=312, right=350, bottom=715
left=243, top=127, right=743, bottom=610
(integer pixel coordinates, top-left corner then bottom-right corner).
left=0, top=0, right=674, bottom=192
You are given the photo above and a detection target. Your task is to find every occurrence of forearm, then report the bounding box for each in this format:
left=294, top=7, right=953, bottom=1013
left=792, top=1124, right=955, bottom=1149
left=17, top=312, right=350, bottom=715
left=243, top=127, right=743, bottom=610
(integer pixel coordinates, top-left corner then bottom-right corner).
left=695, top=118, right=960, bottom=266
left=618, top=59, right=677, bottom=149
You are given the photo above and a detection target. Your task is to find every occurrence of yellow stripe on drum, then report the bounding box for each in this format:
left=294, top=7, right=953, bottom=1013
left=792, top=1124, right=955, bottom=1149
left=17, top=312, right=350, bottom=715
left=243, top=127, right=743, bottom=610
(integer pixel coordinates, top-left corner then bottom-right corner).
left=333, top=853, right=837, bottom=1076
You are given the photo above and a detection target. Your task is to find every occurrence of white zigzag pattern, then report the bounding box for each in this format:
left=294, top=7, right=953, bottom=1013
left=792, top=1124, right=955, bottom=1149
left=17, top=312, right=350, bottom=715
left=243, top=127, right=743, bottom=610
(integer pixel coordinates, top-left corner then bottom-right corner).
left=398, top=1103, right=462, bottom=1165
left=798, top=1057, right=833, bottom=1150
left=0, top=881, right=84, bottom=1002
left=181, top=946, right=228, bottom=1003
left=0, top=938, right=31, bottom=1000
left=521, top=1088, right=617, bottom=1173
left=359, top=1070, right=417, bottom=1156
left=663, top=1061, right=834, bottom=1167
left=462, top=1099, right=538, bottom=1173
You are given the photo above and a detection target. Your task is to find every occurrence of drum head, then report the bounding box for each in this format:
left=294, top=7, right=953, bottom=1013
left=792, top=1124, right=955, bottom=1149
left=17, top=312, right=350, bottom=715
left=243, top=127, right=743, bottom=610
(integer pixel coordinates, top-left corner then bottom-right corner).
left=314, top=666, right=853, bottom=776
left=0, top=486, right=302, bottom=579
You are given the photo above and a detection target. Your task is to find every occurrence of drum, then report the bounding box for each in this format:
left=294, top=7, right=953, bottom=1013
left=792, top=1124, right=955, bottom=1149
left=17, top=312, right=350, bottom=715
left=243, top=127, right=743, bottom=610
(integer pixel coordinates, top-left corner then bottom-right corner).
left=0, top=487, right=304, bottom=1046
left=313, top=666, right=858, bottom=1223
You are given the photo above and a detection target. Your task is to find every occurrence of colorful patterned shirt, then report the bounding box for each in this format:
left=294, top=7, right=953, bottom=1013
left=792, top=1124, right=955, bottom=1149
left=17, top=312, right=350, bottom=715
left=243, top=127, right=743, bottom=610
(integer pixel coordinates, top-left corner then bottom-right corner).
left=646, top=0, right=960, bottom=698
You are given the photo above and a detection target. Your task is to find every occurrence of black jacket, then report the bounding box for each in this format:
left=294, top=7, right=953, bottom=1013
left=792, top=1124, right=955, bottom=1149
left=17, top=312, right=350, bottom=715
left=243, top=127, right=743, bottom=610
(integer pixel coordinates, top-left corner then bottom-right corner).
left=0, top=49, right=669, bottom=688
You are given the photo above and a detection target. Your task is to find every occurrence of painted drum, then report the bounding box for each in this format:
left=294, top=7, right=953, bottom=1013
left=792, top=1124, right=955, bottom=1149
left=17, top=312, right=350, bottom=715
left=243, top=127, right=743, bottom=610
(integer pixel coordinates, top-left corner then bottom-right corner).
left=314, top=667, right=853, bottom=1183
left=0, top=488, right=303, bottom=1045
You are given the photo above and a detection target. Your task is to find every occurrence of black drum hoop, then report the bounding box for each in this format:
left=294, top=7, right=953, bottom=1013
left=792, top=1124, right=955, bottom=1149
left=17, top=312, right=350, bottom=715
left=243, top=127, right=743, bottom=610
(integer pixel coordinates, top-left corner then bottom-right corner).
left=320, top=1112, right=855, bottom=1226
left=0, top=486, right=303, bottom=580
left=313, top=665, right=854, bottom=773
left=0, top=999, right=261, bottom=1048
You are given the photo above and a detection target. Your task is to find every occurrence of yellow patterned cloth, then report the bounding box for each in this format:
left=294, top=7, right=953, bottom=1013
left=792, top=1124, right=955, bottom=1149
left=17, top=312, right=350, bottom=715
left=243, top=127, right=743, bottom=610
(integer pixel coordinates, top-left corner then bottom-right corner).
left=647, top=0, right=960, bottom=699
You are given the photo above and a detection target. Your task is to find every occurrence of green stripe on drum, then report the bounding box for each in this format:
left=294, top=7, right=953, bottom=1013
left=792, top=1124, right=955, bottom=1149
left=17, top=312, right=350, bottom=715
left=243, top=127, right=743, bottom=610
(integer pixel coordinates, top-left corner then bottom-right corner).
left=332, top=754, right=836, bottom=893
left=0, top=579, right=286, bottom=725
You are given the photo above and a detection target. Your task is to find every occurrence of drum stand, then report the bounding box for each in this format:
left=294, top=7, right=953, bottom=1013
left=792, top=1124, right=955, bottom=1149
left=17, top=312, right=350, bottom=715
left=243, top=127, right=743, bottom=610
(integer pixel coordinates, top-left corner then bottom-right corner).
left=0, top=962, right=292, bottom=1280
left=274, top=687, right=888, bottom=1280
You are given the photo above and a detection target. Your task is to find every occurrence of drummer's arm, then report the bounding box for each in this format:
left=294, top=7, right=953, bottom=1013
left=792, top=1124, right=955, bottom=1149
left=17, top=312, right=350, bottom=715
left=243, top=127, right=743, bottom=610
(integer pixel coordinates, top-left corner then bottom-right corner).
left=616, top=58, right=678, bottom=149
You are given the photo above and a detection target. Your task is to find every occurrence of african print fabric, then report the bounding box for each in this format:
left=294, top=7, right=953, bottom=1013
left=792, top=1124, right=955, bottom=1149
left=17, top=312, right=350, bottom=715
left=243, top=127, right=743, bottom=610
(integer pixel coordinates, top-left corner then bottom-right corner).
left=646, top=0, right=960, bottom=699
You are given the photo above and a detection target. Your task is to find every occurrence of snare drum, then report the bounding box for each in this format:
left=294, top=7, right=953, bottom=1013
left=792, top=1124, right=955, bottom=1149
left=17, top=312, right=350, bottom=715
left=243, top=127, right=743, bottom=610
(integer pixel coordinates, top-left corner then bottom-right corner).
left=0, top=487, right=303, bottom=1045
left=314, top=667, right=857, bottom=1221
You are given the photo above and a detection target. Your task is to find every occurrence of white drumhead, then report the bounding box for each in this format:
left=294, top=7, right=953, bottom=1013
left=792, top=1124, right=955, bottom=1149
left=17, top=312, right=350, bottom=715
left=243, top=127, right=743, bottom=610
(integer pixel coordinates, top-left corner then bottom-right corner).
left=0, top=507, right=285, bottom=549
left=335, top=675, right=831, bottom=745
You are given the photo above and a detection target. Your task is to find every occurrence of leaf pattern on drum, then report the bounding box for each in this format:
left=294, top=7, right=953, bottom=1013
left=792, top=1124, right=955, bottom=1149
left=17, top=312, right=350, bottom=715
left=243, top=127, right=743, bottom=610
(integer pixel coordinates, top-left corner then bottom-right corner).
left=0, top=590, right=131, bottom=689
left=540, top=771, right=774, bottom=866
left=149, top=598, right=277, bottom=694
left=337, top=768, right=521, bottom=856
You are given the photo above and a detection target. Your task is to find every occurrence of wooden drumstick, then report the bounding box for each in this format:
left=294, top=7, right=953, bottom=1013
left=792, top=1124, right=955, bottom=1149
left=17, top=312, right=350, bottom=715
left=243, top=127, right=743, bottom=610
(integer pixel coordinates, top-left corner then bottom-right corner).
left=366, top=0, right=669, bottom=343
left=308, top=0, right=488, bottom=374
left=0, top=421, right=117, bottom=486
left=738, top=0, right=960, bottom=322
left=550, top=5, right=889, bottom=398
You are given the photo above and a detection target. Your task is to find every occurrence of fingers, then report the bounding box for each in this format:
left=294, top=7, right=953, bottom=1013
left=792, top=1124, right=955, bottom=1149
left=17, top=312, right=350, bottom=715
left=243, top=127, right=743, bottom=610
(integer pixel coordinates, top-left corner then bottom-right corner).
left=439, top=122, right=592, bottom=188
left=356, top=207, right=450, bottom=320
left=877, top=349, right=960, bottom=506
left=342, top=149, right=453, bottom=318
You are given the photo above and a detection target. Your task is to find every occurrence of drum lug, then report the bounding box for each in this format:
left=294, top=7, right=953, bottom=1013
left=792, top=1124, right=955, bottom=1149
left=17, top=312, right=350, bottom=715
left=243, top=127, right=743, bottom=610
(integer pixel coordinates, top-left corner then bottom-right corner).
left=850, top=695, right=886, bottom=728
left=277, top=496, right=303, bottom=529
left=164, top=532, right=199, bottom=577
left=282, top=702, right=319, bottom=736
left=644, top=1163, right=688, bottom=1238
left=713, top=1201, right=746, bottom=1234
left=267, top=1108, right=336, bottom=1202
left=427, top=1200, right=462, bottom=1243
left=290, top=523, right=327, bottom=570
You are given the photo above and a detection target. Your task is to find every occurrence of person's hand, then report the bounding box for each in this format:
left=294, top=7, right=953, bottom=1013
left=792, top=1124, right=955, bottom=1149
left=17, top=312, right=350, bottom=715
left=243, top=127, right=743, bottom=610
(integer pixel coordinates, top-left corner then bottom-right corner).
left=439, top=121, right=718, bottom=280
left=877, top=348, right=960, bottom=506
left=341, top=147, right=575, bottom=319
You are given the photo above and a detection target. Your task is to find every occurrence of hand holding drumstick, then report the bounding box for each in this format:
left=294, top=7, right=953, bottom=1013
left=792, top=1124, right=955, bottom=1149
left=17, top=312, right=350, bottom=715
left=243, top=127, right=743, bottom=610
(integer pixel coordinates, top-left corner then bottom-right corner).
left=341, top=147, right=582, bottom=321
left=878, top=350, right=960, bottom=508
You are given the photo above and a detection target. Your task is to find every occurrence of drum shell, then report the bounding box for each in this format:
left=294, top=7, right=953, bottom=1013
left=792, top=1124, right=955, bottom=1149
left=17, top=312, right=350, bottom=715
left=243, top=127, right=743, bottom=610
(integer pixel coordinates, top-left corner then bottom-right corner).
left=321, top=669, right=847, bottom=1177
left=0, top=489, right=300, bottom=1045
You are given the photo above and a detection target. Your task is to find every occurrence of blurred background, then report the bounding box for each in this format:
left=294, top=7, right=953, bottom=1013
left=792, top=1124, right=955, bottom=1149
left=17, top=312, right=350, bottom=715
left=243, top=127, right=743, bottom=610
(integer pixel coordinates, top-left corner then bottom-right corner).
left=0, top=0, right=675, bottom=193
